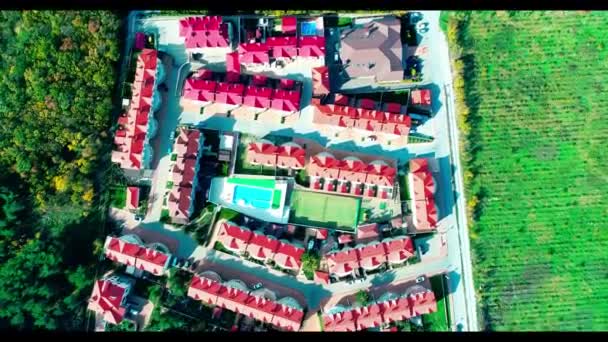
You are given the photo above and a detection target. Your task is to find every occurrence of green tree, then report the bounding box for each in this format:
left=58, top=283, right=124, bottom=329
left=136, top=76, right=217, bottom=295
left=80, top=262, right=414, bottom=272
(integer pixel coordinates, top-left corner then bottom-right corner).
left=301, top=251, right=320, bottom=280
left=355, top=290, right=371, bottom=307
left=167, top=269, right=192, bottom=298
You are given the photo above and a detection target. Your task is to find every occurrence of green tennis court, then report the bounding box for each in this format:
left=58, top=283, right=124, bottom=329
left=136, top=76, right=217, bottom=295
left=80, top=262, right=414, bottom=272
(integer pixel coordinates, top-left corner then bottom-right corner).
left=289, top=190, right=361, bottom=231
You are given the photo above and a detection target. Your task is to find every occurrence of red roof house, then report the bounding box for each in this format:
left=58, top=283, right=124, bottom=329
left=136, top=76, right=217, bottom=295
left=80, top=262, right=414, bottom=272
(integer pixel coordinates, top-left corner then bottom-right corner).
left=282, top=16, right=297, bottom=35
left=356, top=223, right=379, bottom=240
left=267, top=36, right=298, bottom=59
left=88, top=277, right=131, bottom=325
left=326, top=249, right=360, bottom=278
left=307, top=153, right=340, bottom=179
left=216, top=285, right=250, bottom=313
left=179, top=16, right=230, bottom=49
left=354, top=303, right=384, bottom=330
left=273, top=241, right=305, bottom=271
left=188, top=275, right=223, bottom=306
left=298, top=36, right=326, bottom=58
left=337, top=158, right=368, bottom=184
left=246, top=141, right=278, bottom=167
left=271, top=304, right=304, bottom=331
left=226, top=51, right=241, bottom=74
left=312, top=66, right=330, bottom=96
left=241, top=295, right=277, bottom=323
left=314, top=270, right=330, bottom=285
left=382, top=237, right=415, bottom=264
left=380, top=297, right=412, bottom=323
left=366, top=162, right=396, bottom=187
left=215, top=82, right=245, bottom=105
left=271, top=89, right=301, bottom=112
left=276, top=143, right=306, bottom=169
left=126, top=186, right=140, bottom=211
left=356, top=242, right=387, bottom=271
left=246, top=231, right=280, bottom=262
left=323, top=310, right=358, bottom=332
left=410, top=89, right=432, bottom=107
left=217, top=222, right=252, bottom=254
left=238, top=43, right=270, bottom=64
left=243, top=85, right=273, bottom=109
left=410, top=158, right=438, bottom=230
left=135, top=248, right=170, bottom=275
left=409, top=291, right=438, bottom=317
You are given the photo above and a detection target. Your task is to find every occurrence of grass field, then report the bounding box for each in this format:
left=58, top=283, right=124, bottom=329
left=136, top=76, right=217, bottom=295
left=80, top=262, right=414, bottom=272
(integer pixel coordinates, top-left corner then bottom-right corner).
left=289, top=190, right=361, bottom=231
left=448, top=11, right=608, bottom=330
left=227, top=177, right=276, bottom=189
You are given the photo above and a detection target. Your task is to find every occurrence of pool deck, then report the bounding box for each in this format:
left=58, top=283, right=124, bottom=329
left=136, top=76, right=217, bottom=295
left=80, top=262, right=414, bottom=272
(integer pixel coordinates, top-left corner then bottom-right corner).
left=208, top=177, right=291, bottom=224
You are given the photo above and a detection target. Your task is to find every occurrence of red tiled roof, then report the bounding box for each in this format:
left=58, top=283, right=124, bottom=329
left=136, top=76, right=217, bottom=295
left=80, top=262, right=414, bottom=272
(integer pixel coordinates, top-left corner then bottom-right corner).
left=409, top=291, right=437, bottom=316
left=314, top=270, right=330, bottom=284
left=356, top=223, right=379, bottom=240
left=316, top=228, right=328, bottom=240
left=126, top=186, right=140, bottom=210
left=246, top=141, right=278, bottom=167
left=271, top=89, right=301, bottom=112
left=246, top=231, right=280, bottom=261
left=104, top=236, right=171, bottom=274
left=354, top=303, right=384, bottom=330
left=380, top=297, right=412, bottom=323
left=111, top=49, right=158, bottom=171
left=359, top=98, right=376, bottom=110
left=282, top=16, right=297, bottom=35
left=217, top=222, right=252, bottom=254
left=323, top=309, right=358, bottom=332
left=410, top=158, right=438, bottom=230
left=382, top=237, right=415, bottom=264
left=252, top=74, right=268, bottom=86
left=326, top=248, right=359, bottom=277
left=273, top=241, right=305, bottom=270
left=276, top=144, right=306, bottom=169
left=271, top=304, right=304, bottom=331
left=298, top=36, right=325, bottom=58
left=384, top=102, right=403, bottom=114
left=411, top=89, right=432, bottom=107
left=188, top=275, right=223, bottom=306
left=243, top=85, right=273, bottom=109
left=356, top=242, right=387, bottom=270
left=135, top=248, right=170, bottom=275
left=179, top=16, right=230, bottom=48
left=312, top=66, right=330, bottom=96
left=215, top=82, right=245, bottom=105
left=226, top=51, right=241, bottom=74
left=88, top=278, right=128, bottom=325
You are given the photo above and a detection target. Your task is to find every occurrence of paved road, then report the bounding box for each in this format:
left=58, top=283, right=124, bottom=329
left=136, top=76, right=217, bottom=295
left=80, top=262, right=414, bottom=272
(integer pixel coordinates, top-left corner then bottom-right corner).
left=419, top=11, right=478, bottom=331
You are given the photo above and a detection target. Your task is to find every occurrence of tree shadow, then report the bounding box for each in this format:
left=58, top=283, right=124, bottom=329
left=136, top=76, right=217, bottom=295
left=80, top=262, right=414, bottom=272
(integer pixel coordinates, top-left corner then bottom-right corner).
left=370, top=270, right=397, bottom=287
left=436, top=156, right=455, bottom=220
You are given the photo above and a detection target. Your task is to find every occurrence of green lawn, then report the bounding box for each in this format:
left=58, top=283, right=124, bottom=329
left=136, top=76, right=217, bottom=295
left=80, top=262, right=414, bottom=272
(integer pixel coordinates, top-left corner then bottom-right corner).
left=448, top=11, right=608, bottom=331
left=422, top=275, right=450, bottom=332
left=227, top=177, right=276, bottom=189
left=289, top=190, right=360, bottom=231
left=217, top=208, right=240, bottom=222
left=271, top=189, right=281, bottom=209
left=110, top=187, right=126, bottom=209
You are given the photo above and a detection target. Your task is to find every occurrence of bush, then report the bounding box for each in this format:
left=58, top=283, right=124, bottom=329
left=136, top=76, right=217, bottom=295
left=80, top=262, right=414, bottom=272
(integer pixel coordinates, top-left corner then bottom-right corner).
left=301, top=251, right=320, bottom=280
left=355, top=290, right=371, bottom=306
left=160, top=209, right=171, bottom=223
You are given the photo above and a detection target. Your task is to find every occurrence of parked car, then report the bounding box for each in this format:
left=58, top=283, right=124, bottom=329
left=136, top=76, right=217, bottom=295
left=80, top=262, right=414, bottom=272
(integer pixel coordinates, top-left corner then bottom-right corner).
left=182, top=259, right=193, bottom=270
left=416, top=276, right=426, bottom=283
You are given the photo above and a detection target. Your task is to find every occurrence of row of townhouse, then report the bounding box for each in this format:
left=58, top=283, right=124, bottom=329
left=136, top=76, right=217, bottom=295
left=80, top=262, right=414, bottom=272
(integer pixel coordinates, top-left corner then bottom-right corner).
left=307, top=152, right=397, bottom=199
left=246, top=140, right=306, bottom=170
left=188, top=271, right=305, bottom=331
left=167, top=127, right=204, bottom=224
left=112, top=49, right=165, bottom=171
left=216, top=221, right=305, bottom=272
left=183, top=68, right=302, bottom=113
left=322, top=289, right=437, bottom=331
left=324, top=236, right=415, bottom=279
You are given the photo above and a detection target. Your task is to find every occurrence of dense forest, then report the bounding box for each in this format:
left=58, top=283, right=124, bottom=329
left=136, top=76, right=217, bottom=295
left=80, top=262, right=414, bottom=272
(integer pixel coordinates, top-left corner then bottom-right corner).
left=0, top=11, right=122, bottom=329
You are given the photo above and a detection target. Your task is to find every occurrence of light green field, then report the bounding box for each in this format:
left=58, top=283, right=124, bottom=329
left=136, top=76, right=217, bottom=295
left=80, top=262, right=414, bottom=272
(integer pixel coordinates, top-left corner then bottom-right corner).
left=227, top=177, right=276, bottom=189
left=448, top=11, right=608, bottom=331
left=289, top=190, right=361, bottom=231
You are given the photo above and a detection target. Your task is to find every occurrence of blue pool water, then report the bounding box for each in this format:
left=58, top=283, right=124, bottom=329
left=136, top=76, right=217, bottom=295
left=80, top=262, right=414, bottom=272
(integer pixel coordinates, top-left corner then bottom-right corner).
left=233, top=185, right=272, bottom=209
left=300, top=22, right=317, bottom=36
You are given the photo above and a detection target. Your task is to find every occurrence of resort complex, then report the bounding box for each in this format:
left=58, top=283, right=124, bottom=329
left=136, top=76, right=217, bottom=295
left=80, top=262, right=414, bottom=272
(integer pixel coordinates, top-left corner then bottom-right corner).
left=95, top=10, right=466, bottom=333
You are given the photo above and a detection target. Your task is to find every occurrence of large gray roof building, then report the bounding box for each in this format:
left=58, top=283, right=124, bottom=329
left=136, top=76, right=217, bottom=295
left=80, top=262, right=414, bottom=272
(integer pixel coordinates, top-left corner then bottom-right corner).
left=339, top=17, right=404, bottom=83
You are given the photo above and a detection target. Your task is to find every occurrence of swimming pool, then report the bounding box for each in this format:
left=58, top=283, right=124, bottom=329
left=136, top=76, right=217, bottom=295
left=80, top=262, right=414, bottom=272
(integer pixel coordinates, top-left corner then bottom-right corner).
left=233, top=185, right=273, bottom=209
